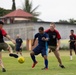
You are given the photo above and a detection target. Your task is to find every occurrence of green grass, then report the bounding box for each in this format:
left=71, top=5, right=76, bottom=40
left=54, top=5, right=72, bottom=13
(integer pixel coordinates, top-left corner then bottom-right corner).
left=0, top=50, right=76, bottom=75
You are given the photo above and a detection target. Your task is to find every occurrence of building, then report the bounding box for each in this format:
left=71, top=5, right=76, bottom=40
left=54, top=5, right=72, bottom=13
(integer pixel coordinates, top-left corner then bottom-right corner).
left=3, top=9, right=33, bottom=24
left=3, top=21, right=76, bottom=50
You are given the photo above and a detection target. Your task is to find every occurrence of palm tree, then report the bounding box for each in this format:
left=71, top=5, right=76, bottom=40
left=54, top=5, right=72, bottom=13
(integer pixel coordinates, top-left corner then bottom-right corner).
left=69, top=18, right=75, bottom=24
left=12, top=0, right=16, bottom=11
left=22, top=0, right=40, bottom=21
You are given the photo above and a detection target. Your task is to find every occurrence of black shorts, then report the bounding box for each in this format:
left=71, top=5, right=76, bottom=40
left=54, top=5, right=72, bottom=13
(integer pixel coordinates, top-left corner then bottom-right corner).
left=16, top=47, right=22, bottom=51
left=69, top=43, right=76, bottom=50
left=33, top=45, right=48, bottom=56
left=0, top=43, right=8, bottom=51
left=48, top=46, right=57, bottom=51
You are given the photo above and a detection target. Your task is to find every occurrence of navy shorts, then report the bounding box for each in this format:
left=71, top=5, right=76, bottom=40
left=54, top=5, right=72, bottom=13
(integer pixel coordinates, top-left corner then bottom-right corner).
left=70, top=43, right=76, bottom=50
left=33, top=45, right=48, bottom=56
left=16, top=47, right=22, bottom=51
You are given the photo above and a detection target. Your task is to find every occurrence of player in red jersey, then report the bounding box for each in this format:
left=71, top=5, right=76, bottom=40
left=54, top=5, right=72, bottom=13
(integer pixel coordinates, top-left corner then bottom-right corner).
left=69, top=30, right=76, bottom=60
left=0, top=21, right=18, bottom=72
left=45, top=23, right=65, bottom=68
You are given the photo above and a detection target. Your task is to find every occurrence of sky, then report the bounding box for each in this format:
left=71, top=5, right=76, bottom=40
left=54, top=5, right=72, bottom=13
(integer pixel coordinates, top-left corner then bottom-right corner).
left=0, top=0, right=76, bottom=22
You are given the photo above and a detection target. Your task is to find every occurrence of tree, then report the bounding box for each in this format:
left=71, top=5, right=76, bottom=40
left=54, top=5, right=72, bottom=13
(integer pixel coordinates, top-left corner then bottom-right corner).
left=69, top=18, right=76, bottom=24
left=22, top=0, right=40, bottom=21
left=0, top=0, right=16, bottom=17
left=12, top=0, right=16, bottom=11
left=0, top=7, right=11, bottom=17
left=59, top=20, right=68, bottom=23
left=59, top=19, right=76, bottom=24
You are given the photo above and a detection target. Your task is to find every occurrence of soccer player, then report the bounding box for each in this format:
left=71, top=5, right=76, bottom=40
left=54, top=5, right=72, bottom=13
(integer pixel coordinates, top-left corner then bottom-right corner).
left=0, top=21, right=18, bottom=72
left=45, top=23, right=65, bottom=68
left=30, top=27, right=49, bottom=70
left=69, top=30, right=76, bottom=60
left=15, top=34, right=23, bottom=56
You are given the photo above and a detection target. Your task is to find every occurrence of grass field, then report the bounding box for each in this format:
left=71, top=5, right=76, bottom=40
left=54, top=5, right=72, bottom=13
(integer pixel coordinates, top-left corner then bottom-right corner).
left=0, top=50, right=76, bottom=75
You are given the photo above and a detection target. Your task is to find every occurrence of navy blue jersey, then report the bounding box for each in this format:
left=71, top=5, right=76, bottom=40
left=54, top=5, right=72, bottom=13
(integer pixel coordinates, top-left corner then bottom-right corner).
left=34, top=33, right=49, bottom=47
left=16, top=38, right=23, bottom=47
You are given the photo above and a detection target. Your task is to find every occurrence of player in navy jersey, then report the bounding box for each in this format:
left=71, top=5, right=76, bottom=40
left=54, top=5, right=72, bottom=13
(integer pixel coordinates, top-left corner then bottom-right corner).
left=45, top=23, right=65, bottom=68
left=69, top=30, right=76, bottom=60
left=16, top=34, right=23, bottom=56
left=0, top=21, right=18, bottom=72
left=30, top=27, right=49, bottom=70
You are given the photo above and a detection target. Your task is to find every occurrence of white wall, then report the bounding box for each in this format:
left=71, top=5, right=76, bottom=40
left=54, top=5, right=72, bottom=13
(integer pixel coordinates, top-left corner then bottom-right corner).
left=4, top=22, right=76, bottom=40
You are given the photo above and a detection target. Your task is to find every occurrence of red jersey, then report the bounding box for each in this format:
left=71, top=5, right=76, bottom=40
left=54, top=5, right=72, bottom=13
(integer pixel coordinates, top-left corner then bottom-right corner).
left=0, top=28, right=7, bottom=43
left=69, top=34, right=76, bottom=44
left=45, top=29, right=61, bottom=46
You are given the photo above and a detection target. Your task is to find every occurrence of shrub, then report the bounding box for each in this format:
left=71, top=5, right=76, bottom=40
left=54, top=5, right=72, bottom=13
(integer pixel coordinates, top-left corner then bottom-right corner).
left=60, top=46, right=69, bottom=50
left=22, top=46, right=27, bottom=51
left=60, top=44, right=69, bottom=50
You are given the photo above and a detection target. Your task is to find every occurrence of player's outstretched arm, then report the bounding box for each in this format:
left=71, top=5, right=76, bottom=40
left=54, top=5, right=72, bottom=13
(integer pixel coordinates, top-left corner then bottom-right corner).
left=56, top=40, right=61, bottom=51
left=5, top=35, right=16, bottom=44
left=42, top=37, right=49, bottom=41
left=45, top=38, right=49, bottom=41
left=32, top=38, right=36, bottom=46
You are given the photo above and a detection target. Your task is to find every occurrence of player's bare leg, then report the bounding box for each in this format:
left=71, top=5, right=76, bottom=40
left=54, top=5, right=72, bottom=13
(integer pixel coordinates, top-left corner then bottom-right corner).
left=7, top=45, right=18, bottom=58
left=70, top=49, right=72, bottom=60
left=74, top=50, right=76, bottom=55
left=53, top=50, right=65, bottom=68
left=16, top=51, right=18, bottom=55
left=7, top=45, right=13, bottom=53
left=20, top=51, right=22, bottom=56
left=0, top=52, right=6, bottom=72
left=74, top=46, right=76, bottom=55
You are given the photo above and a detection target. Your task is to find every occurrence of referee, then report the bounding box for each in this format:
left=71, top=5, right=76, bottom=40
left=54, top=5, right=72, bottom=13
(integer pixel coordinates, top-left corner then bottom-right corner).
left=15, top=34, right=23, bottom=56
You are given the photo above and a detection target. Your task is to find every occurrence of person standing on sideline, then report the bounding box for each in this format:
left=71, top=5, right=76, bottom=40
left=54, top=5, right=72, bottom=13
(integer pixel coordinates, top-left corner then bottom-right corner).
left=45, top=23, right=65, bottom=68
left=69, top=30, right=76, bottom=60
left=15, top=34, right=23, bottom=56
left=0, top=21, right=18, bottom=72
left=30, top=27, right=49, bottom=70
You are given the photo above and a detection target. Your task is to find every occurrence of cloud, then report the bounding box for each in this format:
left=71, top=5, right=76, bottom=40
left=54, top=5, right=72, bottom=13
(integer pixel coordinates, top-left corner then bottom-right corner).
left=0, top=0, right=76, bottom=21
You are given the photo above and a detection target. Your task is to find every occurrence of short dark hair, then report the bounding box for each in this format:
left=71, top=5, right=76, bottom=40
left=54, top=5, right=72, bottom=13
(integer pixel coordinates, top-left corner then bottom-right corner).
left=0, top=21, right=4, bottom=25
left=51, top=22, right=55, bottom=25
left=38, top=27, right=44, bottom=31
left=71, top=30, right=74, bottom=32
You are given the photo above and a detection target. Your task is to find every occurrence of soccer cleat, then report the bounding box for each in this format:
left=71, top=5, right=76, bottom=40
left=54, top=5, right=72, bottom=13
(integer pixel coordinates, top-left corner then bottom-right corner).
left=2, top=68, right=6, bottom=72
left=32, top=61, right=38, bottom=68
left=49, top=50, right=51, bottom=53
left=70, top=56, right=72, bottom=60
left=70, top=59, right=72, bottom=61
left=41, top=67, right=48, bottom=70
left=59, top=65, right=65, bottom=68
left=9, top=53, right=18, bottom=58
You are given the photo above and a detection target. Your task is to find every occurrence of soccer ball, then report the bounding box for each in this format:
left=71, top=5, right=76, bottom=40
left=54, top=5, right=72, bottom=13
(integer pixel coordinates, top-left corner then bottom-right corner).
left=18, top=56, right=25, bottom=64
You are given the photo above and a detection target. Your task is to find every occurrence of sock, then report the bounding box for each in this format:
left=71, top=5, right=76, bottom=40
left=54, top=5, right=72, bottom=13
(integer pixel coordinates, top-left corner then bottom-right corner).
left=70, top=56, right=72, bottom=60
left=30, top=55, right=36, bottom=63
left=44, top=59, right=48, bottom=68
